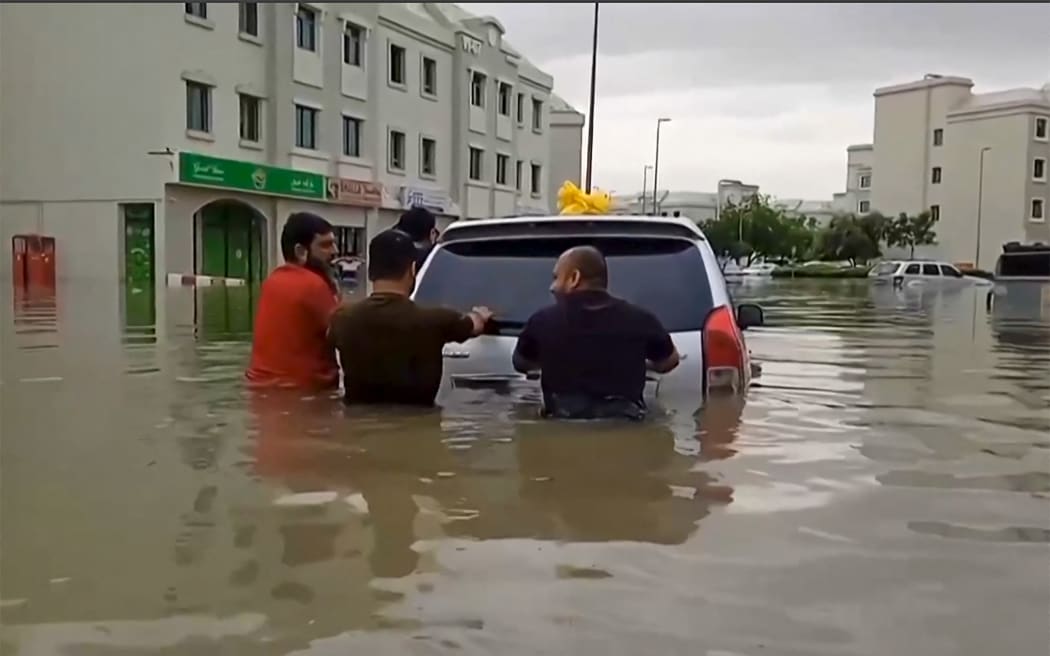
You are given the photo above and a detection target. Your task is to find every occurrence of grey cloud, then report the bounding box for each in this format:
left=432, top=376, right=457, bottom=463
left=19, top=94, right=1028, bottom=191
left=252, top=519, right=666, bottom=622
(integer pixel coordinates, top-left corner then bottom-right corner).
left=471, top=3, right=1050, bottom=88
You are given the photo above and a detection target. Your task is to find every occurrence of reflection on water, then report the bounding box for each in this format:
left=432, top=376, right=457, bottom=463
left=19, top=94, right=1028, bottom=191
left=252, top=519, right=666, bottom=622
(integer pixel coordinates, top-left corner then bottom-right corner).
left=1, top=279, right=1048, bottom=655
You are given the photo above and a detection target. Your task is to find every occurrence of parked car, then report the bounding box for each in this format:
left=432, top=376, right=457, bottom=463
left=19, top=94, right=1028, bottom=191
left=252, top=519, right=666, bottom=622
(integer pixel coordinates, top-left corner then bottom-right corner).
left=740, top=263, right=778, bottom=277
left=868, top=260, right=992, bottom=288
left=412, top=215, right=765, bottom=410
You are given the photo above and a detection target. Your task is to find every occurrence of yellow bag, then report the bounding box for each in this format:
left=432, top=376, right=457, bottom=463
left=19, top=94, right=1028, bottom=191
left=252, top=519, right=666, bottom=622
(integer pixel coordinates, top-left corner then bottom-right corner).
left=557, top=181, right=611, bottom=216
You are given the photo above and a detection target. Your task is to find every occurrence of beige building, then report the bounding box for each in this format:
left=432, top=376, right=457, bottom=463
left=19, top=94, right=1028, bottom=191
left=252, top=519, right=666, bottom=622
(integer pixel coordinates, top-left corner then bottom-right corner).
left=0, top=3, right=581, bottom=284
left=832, top=144, right=874, bottom=216
left=546, top=93, right=586, bottom=213
left=840, top=75, right=1049, bottom=269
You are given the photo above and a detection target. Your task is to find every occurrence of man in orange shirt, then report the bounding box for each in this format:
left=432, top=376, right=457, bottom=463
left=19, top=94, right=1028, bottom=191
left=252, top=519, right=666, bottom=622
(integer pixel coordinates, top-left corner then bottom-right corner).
left=246, top=212, right=340, bottom=390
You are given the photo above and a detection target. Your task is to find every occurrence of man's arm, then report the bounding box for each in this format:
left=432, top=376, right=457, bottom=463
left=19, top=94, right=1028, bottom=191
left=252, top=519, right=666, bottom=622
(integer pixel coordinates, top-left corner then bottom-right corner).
left=643, top=312, right=680, bottom=374
left=433, top=306, right=493, bottom=344
left=512, top=315, right=541, bottom=374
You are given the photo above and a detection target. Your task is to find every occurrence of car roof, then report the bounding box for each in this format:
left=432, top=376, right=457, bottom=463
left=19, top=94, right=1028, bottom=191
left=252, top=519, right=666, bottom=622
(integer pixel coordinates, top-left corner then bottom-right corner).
left=440, top=214, right=707, bottom=244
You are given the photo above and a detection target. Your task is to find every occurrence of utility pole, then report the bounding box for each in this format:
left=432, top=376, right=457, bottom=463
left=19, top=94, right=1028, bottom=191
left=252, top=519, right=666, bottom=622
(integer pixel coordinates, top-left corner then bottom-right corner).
left=651, top=117, right=671, bottom=215
left=641, top=164, right=652, bottom=215
left=975, top=146, right=991, bottom=268
left=583, top=2, right=599, bottom=192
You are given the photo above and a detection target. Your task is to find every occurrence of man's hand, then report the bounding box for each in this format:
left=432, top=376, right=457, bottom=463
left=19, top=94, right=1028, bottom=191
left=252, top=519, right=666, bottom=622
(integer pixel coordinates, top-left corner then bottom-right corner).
left=468, top=306, right=494, bottom=335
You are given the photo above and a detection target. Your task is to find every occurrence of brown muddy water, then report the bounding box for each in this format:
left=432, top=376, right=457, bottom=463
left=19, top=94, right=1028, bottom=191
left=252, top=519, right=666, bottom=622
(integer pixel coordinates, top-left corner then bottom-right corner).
left=1, top=279, right=1048, bottom=656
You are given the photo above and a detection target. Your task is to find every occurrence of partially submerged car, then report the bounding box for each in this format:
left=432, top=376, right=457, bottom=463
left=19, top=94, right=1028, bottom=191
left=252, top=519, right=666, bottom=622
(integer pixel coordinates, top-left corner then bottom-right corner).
left=868, top=259, right=992, bottom=288
left=412, top=215, right=765, bottom=410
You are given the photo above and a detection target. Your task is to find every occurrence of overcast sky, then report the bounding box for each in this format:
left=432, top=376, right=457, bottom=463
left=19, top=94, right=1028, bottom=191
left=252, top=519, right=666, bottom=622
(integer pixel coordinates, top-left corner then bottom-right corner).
left=469, top=2, right=1050, bottom=200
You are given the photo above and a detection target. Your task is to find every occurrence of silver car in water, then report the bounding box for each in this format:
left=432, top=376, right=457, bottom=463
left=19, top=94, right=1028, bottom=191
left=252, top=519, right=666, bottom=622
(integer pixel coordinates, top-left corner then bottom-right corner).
left=411, top=215, right=764, bottom=412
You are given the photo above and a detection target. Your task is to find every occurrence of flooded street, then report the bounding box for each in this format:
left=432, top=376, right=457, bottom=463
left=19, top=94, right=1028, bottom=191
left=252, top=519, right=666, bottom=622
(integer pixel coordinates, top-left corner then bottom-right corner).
left=2, top=280, right=1048, bottom=655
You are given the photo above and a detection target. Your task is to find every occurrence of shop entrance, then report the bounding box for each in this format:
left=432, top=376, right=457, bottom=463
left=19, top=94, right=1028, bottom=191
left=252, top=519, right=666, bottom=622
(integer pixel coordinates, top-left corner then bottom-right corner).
left=196, top=200, right=266, bottom=282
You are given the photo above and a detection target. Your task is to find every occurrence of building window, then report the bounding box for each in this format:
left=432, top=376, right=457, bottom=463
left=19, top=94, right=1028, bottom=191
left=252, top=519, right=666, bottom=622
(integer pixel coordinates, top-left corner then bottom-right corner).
left=858, top=200, right=870, bottom=214
left=388, top=43, right=406, bottom=86
left=1031, top=198, right=1045, bottom=221
left=930, top=204, right=940, bottom=222
left=931, top=166, right=942, bottom=184
left=530, top=163, right=541, bottom=195
left=470, top=71, right=486, bottom=107
left=496, top=154, right=509, bottom=186
left=295, top=104, right=318, bottom=150
left=515, top=160, right=523, bottom=190
left=185, top=81, right=211, bottom=133
left=238, top=2, right=258, bottom=36
left=388, top=130, right=405, bottom=171
left=296, top=5, right=318, bottom=52
left=239, top=94, right=260, bottom=142
left=858, top=174, right=871, bottom=189
left=1035, top=117, right=1048, bottom=141
left=932, top=128, right=943, bottom=147
left=342, top=116, right=362, bottom=157
left=185, top=3, right=207, bottom=19
left=1034, top=157, right=1047, bottom=181
left=343, top=23, right=363, bottom=66
left=531, top=98, right=543, bottom=131
left=468, top=147, right=483, bottom=181
left=422, top=57, right=437, bottom=96
left=420, top=137, right=436, bottom=177
left=498, top=82, right=512, bottom=116
left=516, top=93, right=525, bottom=124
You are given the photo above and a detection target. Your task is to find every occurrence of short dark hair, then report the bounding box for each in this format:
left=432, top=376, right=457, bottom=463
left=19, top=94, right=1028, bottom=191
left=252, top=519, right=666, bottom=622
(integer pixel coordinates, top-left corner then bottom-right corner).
left=395, top=207, right=436, bottom=242
left=566, top=245, right=608, bottom=288
left=368, top=229, right=418, bottom=281
left=280, top=212, right=333, bottom=261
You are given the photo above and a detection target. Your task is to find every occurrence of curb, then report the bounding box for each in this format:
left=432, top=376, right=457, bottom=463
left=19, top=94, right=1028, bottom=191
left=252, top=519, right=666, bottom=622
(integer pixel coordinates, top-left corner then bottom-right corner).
left=166, top=273, right=247, bottom=287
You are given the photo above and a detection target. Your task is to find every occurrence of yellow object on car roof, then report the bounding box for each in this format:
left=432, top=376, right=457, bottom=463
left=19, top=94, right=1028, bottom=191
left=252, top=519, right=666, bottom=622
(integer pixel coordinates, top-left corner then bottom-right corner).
left=558, top=181, right=612, bottom=216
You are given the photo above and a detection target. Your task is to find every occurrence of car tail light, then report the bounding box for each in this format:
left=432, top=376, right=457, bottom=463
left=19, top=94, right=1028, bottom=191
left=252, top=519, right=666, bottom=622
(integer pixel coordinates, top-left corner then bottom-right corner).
left=703, top=305, right=745, bottom=394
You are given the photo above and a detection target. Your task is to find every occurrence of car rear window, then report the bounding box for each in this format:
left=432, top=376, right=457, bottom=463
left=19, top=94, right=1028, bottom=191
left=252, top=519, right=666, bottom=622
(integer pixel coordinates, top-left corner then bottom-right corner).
left=414, top=237, right=715, bottom=333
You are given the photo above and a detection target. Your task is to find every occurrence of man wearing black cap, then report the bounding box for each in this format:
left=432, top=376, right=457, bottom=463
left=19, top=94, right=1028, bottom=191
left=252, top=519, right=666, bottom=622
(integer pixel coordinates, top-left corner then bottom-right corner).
left=394, top=206, right=439, bottom=270
left=329, top=229, right=493, bottom=406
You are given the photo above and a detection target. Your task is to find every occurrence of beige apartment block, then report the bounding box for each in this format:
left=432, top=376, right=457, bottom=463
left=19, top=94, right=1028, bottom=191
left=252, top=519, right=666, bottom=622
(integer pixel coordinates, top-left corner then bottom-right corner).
left=842, top=74, right=1049, bottom=269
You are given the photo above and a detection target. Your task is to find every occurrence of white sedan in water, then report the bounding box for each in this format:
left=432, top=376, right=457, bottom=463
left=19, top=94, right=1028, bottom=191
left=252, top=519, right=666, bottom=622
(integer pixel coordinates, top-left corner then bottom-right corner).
left=740, top=263, right=779, bottom=277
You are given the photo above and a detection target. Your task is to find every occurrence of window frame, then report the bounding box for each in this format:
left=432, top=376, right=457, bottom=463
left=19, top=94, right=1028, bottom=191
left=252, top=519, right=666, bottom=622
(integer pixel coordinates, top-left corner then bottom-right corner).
left=515, top=92, right=525, bottom=125
left=531, top=97, right=543, bottom=132
left=238, top=93, right=261, bottom=143
left=468, top=147, right=484, bottom=182
left=1033, top=157, right=1047, bottom=182
left=388, top=129, right=406, bottom=172
left=388, top=42, right=407, bottom=88
left=185, top=2, right=207, bottom=19
left=341, top=115, right=363, bottom=158
left=295, top=4, right=319, bottom=52
left=185, top=80, right=212, bottom=134
left=343, top=22, right=364, bottom=67
left=420, top=136, right=437, bottom=178
left=515, top=159, right=523, bottom=191
left=1035, top=116, right=1049, bottom=142
left=421, top=56, right=438, bottom=98
left=530, top=162, right=542, bottom=196
left=931, top=166, right=942, bottom=184
left=930, top=204, right=940, bottom=222
left=1031, top=197, right=1045, bottom=222
left=497, top=81, right=512, bottom=117
left=858, top=173, right=871, bottom=189
left=495, top=153, right=510, bottom=186
left=932, top=128, right=943, bottom=147
left=470, top=71, right=487, bottom=108
left=294, top=103, right=319, bottom=150
left=858, top=200, right=870, bottom=214
left=238, top=2, right=258, bottom=37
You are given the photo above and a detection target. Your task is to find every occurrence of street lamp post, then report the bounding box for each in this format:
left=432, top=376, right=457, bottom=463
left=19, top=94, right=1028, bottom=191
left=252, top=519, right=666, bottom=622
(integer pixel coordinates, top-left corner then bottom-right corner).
left=641, top=164, right=653, bottom=214
left=651, top=117, right=671, bottom=215
left=975, top=146, right=991, bottom=268
left=583, top=2, right=599, bottom=193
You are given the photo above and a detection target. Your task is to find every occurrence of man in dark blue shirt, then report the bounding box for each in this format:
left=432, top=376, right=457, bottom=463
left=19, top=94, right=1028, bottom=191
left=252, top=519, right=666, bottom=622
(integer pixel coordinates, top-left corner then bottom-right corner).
left=512, top=246, right=680, bottom=419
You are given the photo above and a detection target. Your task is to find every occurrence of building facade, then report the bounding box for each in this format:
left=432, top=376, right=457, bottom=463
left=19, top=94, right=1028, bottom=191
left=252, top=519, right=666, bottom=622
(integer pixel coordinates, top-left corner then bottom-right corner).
left=547, top=93, right=586, bottom=211
left=0, top=2, right=579, bottom=285
left=836, top=75, right=1049, bottom=269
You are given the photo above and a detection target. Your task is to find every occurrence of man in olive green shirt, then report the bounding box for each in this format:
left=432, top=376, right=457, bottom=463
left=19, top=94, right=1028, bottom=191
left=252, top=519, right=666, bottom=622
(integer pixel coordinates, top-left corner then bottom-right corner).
left=330, top=229, right=493, bottom=406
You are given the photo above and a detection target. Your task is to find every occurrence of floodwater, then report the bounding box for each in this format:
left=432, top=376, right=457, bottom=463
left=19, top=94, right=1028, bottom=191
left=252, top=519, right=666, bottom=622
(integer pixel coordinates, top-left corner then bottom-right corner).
left=1, top=279, right=1048, bottom=656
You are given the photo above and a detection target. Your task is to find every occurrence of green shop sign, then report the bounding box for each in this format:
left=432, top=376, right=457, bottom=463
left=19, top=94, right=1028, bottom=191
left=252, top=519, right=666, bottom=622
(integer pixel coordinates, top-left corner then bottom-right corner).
left=179, top=152, right=325, bottom=200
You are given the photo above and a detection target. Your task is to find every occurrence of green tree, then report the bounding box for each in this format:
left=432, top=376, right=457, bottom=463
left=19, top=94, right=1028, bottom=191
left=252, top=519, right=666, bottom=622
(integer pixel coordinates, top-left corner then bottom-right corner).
left=886, top=211, right=938, bottom=258
left=813, top=215, right=880, bottom=266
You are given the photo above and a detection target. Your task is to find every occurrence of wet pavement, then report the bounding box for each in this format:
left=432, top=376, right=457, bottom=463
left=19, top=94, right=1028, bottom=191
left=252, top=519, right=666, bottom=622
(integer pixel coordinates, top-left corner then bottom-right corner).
left=1, top=279, right=1048, bottom=655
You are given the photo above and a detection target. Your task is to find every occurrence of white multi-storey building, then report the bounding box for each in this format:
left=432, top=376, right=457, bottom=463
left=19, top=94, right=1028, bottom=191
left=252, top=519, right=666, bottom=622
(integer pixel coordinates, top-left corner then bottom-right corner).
left=0, top=2, right=581, bottom=284
left=834, top=74, right=1049, bottom=269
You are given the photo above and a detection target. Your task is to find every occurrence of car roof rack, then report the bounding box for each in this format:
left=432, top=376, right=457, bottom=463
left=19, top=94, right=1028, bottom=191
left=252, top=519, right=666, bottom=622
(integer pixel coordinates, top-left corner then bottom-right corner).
left=441, top=218, right=705, bottom=244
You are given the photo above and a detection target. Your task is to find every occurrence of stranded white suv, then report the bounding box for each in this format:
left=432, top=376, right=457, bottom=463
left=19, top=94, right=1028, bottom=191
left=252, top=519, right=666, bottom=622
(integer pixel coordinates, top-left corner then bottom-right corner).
left=412, top=215, right=764, bottom=411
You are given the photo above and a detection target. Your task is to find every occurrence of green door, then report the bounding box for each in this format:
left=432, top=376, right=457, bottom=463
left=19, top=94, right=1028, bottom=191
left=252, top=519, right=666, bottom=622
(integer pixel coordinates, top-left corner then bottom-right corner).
left=225, top=209, right=251, bottom=281
left=250, top=215, right=266, bottom=281
left=123, top=204, right=155, bottom=288
left=200, top=207, right=227, bottom=278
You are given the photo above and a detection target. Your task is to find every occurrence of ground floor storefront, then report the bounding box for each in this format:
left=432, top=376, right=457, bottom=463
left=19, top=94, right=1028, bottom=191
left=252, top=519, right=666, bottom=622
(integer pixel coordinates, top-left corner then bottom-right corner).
left=1, top=152, right=466, bottom=291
